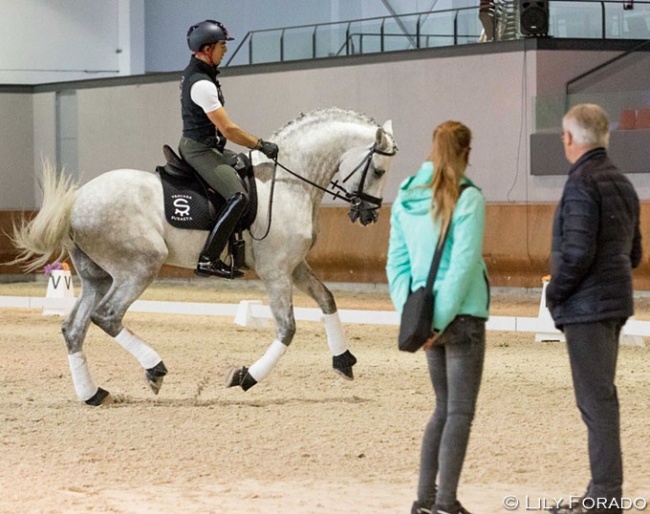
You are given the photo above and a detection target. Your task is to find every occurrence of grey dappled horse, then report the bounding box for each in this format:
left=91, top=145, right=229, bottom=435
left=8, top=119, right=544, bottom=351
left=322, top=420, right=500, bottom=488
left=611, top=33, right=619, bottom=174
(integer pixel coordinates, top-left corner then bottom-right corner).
left=12, top=107, right=397, bottom=405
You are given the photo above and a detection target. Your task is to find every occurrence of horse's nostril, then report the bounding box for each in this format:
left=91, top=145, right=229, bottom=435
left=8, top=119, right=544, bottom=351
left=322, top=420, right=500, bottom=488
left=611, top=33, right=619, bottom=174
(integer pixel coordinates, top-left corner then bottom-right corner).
left=348, top=209, right=360, bottom=223
left=360, top=211, right=376, bottom=226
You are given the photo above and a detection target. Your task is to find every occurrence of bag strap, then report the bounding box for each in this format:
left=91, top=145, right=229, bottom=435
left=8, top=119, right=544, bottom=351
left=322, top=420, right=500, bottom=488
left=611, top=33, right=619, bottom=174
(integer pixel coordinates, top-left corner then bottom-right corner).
left=424, top=183, right=472, bottom=291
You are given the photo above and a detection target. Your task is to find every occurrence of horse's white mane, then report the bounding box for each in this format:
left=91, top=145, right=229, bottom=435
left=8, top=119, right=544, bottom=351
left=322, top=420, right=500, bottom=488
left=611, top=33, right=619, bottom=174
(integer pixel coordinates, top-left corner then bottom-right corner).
left=271, top=107, right=379, bottom=142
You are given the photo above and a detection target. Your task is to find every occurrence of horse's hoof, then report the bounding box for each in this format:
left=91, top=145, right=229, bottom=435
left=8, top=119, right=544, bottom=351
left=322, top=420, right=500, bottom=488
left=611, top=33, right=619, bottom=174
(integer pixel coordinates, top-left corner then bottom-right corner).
left=99, top=393, right=115, bottom=406
left=85, top=387, right=113, bottom=407
left=224, top=366, right=243, bottom=388
left=333, top=350, right=357, bottom=381
left=224, top=366, right=257, bottom=391
left=334, top=367, right=355, bottom=381
left=146, top=361, right=168, bottom=395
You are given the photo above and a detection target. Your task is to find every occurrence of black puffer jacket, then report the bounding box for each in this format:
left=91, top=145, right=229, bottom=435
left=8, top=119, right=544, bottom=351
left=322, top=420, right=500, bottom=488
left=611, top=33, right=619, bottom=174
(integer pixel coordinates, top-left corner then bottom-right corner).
left=546, top=148, right=642, bottom=329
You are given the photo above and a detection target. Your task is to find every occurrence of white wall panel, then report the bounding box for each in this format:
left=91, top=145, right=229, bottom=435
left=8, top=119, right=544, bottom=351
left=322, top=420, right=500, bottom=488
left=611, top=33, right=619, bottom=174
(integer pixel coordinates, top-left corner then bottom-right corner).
left=0, top=94, right=34, bottom=209
left=77, top=82, right=180, bottom=177
left=3, top=43, right=649, bottom=211
left=72, top=50, right=540, bottom=203
left=0, top=0, right=121, bottom=84
left=32, top=92, right=57, bottom=206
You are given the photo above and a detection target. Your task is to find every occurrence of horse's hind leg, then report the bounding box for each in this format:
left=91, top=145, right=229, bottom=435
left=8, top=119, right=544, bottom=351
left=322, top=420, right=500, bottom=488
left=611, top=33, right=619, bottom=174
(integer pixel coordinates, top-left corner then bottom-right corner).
left=89, top=260, right=168, bottom=396
left=292, top=260, right=357, bottom=380
left=62, top=247, right=114, bottom=405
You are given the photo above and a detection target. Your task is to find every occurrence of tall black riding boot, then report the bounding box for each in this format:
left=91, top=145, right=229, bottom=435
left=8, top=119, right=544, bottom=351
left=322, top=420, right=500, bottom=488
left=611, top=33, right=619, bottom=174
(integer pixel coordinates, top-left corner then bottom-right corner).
left=195, top=192, right=248, bottom=279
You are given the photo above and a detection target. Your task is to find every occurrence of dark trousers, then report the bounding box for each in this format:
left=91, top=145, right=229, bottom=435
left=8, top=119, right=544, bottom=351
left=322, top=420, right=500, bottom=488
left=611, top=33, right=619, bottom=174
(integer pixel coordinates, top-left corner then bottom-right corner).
left=564, top=320, right=624, bottom=501
left=179, top=137, right=245, bottom=200
left=417, top=315, right=485, bottom=508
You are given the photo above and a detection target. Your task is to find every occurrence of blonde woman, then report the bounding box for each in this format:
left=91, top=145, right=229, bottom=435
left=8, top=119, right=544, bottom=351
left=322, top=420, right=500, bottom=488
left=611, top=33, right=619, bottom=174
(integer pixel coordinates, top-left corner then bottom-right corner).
left=387, top=121, right=490, bottom=514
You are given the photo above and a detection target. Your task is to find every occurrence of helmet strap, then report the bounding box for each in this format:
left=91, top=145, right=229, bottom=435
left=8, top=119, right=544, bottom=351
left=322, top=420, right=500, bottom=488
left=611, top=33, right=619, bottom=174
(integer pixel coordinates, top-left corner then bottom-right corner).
left=195, top=45, right=215, bottom=66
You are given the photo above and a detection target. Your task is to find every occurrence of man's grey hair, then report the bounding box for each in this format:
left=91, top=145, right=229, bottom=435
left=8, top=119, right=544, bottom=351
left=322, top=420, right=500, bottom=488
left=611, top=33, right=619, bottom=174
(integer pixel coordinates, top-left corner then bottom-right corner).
left=562, top=103, right=610, bottom=148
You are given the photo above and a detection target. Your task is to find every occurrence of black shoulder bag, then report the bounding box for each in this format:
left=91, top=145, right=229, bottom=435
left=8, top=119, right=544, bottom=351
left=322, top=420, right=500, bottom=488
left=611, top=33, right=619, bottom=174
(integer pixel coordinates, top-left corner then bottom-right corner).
left=397, top=185, right=469, bottom=352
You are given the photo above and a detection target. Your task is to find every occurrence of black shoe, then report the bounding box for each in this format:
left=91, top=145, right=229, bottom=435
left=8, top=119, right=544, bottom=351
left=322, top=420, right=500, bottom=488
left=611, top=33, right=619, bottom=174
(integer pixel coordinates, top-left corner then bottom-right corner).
left=411, top=501, right=432, bottom=514
left=433, top=502, right=472, bottom=514
left=195, top=259, right=244, bottom=279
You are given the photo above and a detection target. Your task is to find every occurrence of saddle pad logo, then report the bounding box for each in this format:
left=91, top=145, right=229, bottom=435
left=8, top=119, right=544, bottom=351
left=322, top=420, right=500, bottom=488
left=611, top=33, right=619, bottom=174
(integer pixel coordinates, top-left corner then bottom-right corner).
left=171, top=195, right=193, bottom=221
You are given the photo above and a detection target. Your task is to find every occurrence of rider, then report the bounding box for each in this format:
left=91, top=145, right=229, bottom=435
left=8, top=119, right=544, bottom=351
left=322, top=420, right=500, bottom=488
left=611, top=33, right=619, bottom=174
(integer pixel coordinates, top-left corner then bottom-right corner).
left=180, top=19, right=279, bottom=279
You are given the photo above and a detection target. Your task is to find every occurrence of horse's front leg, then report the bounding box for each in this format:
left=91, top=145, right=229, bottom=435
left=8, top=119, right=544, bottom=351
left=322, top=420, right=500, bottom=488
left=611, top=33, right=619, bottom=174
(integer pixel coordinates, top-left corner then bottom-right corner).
left=225, top=274, right=295, bottom=391
left=292, top=260, right=357, bottom=380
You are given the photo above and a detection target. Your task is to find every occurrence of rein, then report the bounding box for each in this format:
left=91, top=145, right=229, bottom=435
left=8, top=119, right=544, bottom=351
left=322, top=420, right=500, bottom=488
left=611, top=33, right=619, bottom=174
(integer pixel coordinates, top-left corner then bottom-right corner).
left=279, top=142, right=396, bottom=204
left=250, top=143, right=396, bottom=241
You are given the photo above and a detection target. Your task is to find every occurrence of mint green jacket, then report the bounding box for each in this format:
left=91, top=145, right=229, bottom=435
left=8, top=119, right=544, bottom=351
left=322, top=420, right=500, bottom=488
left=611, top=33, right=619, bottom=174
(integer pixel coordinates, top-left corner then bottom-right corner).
left=386, top=161, right=490, bottom=334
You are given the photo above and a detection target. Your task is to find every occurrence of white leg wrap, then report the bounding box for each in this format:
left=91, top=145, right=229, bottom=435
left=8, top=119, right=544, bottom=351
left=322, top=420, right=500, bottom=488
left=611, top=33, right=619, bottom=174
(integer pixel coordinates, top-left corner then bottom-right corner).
left=115, top=328, right=161, bottom=369
left=248, top=339, right=287, bottom=382
left=323, top=312, right=349, bottom=356
left=68, top=352, right=98, bottom=402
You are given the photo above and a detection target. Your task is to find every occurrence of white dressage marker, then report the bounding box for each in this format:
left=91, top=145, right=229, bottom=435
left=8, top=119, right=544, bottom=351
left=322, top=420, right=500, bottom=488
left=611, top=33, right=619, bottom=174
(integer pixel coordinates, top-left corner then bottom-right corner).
left=534, top=280, right=644, bottom=347
left=42, top=270, right=74, bottom=316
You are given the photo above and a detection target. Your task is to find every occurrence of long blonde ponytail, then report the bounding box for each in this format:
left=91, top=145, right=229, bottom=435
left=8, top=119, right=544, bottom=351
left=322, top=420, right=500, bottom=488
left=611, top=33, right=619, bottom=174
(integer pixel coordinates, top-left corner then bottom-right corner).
left=427, top=121, right=472, bottom=237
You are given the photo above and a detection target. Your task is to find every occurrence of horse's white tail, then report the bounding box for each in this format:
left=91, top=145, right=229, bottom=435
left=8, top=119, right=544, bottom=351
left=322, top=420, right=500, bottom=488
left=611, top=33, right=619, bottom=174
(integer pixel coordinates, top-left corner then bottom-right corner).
left=10, top=164, right=78, bottom=272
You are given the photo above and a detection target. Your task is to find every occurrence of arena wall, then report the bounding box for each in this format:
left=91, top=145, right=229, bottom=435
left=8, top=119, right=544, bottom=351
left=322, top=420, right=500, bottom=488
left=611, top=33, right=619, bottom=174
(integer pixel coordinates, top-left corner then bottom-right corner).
left=4, top=204, right=650, bottom=289
left=1, top=40, right=648, bottom=288
left=308, top=203, right=650, bottom=289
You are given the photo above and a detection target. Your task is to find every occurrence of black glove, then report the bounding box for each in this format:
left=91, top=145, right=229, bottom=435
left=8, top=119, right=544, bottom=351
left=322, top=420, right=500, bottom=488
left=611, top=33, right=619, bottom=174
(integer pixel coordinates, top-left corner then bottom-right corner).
left=256, top=139, right=279, bottom=160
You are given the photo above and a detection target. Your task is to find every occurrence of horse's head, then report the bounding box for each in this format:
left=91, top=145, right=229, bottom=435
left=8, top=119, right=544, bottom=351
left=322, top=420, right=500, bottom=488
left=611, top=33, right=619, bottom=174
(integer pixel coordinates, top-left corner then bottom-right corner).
left=336, top=120, right=397, bottom=226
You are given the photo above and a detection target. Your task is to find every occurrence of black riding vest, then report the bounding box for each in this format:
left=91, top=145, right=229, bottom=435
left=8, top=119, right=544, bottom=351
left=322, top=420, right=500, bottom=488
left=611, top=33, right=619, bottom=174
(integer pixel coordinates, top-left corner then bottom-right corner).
left=180, top=56, right=226, bottom=150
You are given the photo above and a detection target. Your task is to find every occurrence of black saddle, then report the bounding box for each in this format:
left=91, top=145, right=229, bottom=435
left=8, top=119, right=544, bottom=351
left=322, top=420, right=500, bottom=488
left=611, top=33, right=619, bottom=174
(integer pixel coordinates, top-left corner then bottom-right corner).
left=156, top=145, right=258, bottom=232
left=161, top=145, right=251, bottom=181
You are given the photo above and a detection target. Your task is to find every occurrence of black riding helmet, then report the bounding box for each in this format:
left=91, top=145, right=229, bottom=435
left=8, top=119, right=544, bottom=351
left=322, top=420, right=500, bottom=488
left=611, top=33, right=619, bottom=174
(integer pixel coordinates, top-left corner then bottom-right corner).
left=187, top=20, right=234, bottom=52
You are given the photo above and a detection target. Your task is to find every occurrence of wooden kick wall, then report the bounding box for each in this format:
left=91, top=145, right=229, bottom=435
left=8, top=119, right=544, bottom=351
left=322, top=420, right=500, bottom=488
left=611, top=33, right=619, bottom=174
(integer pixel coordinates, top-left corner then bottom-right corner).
left=3, top=205, right=650, bottom=289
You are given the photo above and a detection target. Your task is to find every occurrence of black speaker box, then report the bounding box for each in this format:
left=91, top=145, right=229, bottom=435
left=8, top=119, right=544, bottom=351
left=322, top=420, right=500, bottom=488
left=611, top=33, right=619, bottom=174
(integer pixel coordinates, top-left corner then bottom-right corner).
left=519, top=0, right=549, bottom=36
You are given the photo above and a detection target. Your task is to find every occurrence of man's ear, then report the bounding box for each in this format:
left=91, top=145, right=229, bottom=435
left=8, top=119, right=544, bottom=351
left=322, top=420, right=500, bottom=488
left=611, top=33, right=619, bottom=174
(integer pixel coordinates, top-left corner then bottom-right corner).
left=565, top=130, right=574, bottom=146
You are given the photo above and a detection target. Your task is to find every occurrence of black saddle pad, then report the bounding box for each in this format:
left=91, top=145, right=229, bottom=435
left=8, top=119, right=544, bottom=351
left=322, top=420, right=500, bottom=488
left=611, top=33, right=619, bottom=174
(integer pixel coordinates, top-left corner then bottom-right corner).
left=155, top=146, right=257, bottom=232
left=157, top=166, right=215, bottom=231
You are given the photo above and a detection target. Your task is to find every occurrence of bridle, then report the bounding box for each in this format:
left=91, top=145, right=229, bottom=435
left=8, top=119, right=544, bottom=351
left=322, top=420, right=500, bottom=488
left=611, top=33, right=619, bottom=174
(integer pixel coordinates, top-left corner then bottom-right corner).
left=251, top=141, right=397, bottom=240
left=331, top=142, right=397, bottom=218
left=275, top=142, right=396, bottom=204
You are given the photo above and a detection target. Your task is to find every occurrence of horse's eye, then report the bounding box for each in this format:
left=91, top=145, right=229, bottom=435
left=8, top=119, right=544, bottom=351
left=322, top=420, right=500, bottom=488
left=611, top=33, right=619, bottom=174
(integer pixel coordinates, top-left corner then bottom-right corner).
left=374, top=168, right=386, bottom=178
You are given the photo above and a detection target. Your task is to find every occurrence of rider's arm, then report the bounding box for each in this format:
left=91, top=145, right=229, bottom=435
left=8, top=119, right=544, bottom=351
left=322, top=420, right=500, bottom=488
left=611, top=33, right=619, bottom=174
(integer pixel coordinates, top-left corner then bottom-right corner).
left=191, top=80, right=261, bottom=150
left=207, top=107, right=259, bottom=149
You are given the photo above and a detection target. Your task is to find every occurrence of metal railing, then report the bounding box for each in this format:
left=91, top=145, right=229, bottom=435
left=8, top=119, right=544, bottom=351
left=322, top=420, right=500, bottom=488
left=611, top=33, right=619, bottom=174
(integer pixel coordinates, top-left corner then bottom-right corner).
left=566, top=37, right=650, bottom=110
left=225, top=7, right=484, bottom=66
left=224, top=1, right=650, bottom=67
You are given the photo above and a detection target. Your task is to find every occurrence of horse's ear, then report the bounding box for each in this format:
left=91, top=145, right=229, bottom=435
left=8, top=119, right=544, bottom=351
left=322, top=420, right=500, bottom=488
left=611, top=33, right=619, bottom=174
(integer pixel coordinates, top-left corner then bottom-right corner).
left=375, top=126, right=390, bottom=149
left=382, top=120, right=393, bottom=135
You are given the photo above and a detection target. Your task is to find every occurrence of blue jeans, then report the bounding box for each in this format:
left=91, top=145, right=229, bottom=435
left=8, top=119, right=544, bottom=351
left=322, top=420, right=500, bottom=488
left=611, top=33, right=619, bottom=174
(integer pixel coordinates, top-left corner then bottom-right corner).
left=564, top=320, right=624, bottom=502
left=417, top=315, right=486, bottom=508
